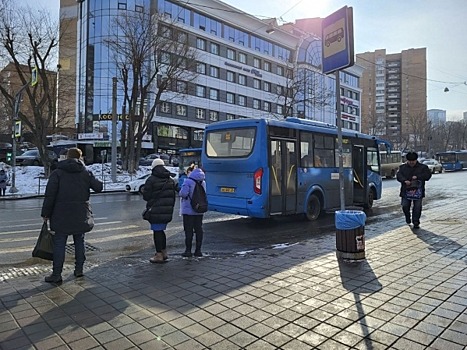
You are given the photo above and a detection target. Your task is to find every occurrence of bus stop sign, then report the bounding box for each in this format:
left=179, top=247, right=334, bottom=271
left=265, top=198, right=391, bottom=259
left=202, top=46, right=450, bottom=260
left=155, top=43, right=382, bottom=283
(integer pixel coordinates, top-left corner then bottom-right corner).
left=322, top=6, right=354, bottom=74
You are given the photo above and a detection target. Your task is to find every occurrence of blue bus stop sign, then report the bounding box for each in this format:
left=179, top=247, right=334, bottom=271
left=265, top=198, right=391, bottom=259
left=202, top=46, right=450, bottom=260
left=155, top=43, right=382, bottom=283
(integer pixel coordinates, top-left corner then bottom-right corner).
left=322, top=6, right=354, bottom=74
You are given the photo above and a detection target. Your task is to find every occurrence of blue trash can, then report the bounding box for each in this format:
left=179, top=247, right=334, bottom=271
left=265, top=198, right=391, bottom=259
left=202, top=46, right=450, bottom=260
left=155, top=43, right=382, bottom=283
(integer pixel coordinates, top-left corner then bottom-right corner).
left=335, top=210, right=366, bottom=260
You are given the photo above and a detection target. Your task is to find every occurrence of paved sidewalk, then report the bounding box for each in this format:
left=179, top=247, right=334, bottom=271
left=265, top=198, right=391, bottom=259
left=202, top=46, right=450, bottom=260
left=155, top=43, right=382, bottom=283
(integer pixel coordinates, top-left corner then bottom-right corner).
left=1, top=197, right=467, bottom=349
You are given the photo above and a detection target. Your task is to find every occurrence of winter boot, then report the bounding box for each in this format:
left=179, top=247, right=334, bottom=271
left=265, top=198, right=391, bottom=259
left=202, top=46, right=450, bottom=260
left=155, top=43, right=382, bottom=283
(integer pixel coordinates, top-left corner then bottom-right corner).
left=149, top=252, right=165, bottom=264
left=162, top=249, right=168, bottom=260
left=44, top=274, right=63, bottom=284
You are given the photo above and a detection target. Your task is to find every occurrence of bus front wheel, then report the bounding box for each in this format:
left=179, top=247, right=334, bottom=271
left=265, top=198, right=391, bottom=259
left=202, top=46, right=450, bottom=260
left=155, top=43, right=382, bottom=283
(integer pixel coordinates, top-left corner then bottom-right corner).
left=305, top=194, right=322, bottom=221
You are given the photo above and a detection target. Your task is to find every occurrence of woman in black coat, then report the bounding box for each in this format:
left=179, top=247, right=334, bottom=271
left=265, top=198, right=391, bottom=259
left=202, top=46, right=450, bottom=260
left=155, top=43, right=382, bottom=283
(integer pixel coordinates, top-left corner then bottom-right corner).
left=41, top=148, right=103, bottom=283
left=143, top=158, right=178, bottom=263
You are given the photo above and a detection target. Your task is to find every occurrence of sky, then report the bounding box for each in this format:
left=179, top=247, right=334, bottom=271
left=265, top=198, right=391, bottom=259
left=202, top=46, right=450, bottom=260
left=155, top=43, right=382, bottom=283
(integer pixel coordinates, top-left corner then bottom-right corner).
left=19, top=0, right=467, bottom=121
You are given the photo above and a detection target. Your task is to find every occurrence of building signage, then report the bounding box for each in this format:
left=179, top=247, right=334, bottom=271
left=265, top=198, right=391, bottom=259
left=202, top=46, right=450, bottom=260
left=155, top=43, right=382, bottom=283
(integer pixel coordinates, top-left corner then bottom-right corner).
left=322, top=6, right=354, bottom=74
left=98, top=113, right=130, bottom=121
left=224, top=61, right=262, bottom=78
left=78, top=132, right=104, bottom=140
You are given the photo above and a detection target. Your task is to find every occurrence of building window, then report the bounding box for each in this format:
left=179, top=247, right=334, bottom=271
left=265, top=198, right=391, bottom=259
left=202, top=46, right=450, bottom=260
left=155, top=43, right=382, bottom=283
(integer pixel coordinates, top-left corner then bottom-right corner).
left=226, top=71, right=235, bottom=82
left=210, top=66, right=219, bottom=78
left=176, top=105, right=187, bottom=116
left=160, top=102, right=171, bottom=113
left=238, top=95, right=246, bottom=106
left=118, top=3, right=127, bottom=10
left=238, top=52, right=246, bottom=64
left=264, top=81, right=271, bottom=92
left=209, top=111, right=219, bottom=121
left=277, top=105, right=283, bottom=114
left=226, top=113, right=235, bottom=120
left=209, top=88, right=218, bottom=100
left=253, top=79, right=261, bottom=89
left=253, top=58, right=260, bottom=68
left=197, top=63, right=206, bottom=74
left=196, top=38, right=206, bottom=50
left=177, top=32, right=187, bottom=43
left=276, top=85, right=284, bottom=95
left=196, top=85, right=206, bottom=97
left=277, top=66, right=284, bottom=76
left=253, top=99, right=260, bottom=109
left=226, top=93, right=235, bottom=104
left=210, top=43, right=219, bottom=55
left=196, top=108, right=205, bottom=119
left=176, top=81, right=187, bottom=93
left=238, top=74, right=246, bottom=86
left=135, top=5, right=144, bottom=12
left=227, top=49, right=235, bottom=60
left=263, top=61, right=271, bottom=72
left=263, top=101, right=271, bottom=112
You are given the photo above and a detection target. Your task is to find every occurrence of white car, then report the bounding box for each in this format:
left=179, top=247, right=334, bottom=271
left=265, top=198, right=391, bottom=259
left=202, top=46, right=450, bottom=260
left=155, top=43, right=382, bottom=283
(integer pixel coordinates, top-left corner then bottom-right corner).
left=422, top=159, right=444, bottom=174
left=125, top=167, right=179, bottom=194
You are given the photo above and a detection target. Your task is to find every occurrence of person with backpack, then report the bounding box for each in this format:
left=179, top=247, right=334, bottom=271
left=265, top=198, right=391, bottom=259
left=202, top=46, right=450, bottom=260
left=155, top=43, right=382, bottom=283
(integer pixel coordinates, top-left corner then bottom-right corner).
left=179, top=166, right=207, bottom=257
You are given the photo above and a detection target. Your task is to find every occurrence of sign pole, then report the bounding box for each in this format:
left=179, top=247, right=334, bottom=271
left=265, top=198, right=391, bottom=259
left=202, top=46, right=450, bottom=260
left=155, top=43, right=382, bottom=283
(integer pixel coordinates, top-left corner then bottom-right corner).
left=335, top=70, right=345, bottom=211
left=111, top=77, right=117, bottom=182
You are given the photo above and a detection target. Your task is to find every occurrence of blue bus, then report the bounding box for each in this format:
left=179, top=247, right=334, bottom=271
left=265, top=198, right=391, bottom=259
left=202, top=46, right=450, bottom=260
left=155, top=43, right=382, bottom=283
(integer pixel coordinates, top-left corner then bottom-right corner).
left=436, top=151, right=467, bottom=171
left=178, top=148, right=202, bottom=186
left=202, top=118, right=383, bottom=220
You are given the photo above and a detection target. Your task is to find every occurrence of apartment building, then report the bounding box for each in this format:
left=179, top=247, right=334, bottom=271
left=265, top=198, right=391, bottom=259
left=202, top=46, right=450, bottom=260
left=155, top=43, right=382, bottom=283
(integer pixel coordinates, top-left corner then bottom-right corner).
left=59, top=0, right=363, bottom=154
left=427, top=109, right=446, bottom=127
left=356, top=48, right=427, bottom=151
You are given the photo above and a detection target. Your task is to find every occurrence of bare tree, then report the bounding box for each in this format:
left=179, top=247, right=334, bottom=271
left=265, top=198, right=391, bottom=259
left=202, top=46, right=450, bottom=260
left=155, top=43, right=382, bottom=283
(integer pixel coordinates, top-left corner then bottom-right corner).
left=0, top=2, right=63, bottom=173
left=105, top=11, right=198, bottom=173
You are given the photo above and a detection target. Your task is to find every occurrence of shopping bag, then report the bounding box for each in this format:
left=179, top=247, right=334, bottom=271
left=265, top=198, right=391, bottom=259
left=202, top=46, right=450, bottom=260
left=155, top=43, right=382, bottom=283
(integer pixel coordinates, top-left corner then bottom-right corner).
left=32, top=222, right=54, bottom=261
left=405, top=180, right=422, bottom=200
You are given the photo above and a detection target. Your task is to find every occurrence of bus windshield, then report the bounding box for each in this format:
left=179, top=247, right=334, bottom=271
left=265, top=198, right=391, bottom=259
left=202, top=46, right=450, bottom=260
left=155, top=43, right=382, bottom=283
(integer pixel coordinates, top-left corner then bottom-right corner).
left=206, top=128, right=256, bottom=158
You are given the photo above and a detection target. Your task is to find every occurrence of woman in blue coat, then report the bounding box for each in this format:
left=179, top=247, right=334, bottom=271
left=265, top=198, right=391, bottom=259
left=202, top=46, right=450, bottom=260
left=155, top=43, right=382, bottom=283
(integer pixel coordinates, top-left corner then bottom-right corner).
left=179, top=167, right=206, bottom=257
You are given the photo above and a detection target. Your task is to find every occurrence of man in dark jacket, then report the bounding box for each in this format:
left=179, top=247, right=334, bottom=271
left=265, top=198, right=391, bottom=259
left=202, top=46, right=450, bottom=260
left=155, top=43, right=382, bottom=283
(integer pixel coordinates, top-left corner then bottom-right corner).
left=41, top=148, right=103, bottom=283
left=143, top=158, right=178, bottom=263
left=396, top=152, right=432, bottom=229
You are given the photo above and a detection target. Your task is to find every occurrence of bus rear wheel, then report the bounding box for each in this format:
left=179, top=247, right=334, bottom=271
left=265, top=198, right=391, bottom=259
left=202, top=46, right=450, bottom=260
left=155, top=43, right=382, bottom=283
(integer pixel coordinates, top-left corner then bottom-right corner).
left=305, top=194, right=322, bottom=221
left=364, top=188, right=375, bottom=209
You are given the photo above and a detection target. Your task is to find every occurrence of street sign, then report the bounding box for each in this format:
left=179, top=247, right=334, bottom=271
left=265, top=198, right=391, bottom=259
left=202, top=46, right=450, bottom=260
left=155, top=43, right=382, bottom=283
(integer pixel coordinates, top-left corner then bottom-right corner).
left=322, top=6, right=354, bottom=74
left=14, top=120, right=21, bottom=138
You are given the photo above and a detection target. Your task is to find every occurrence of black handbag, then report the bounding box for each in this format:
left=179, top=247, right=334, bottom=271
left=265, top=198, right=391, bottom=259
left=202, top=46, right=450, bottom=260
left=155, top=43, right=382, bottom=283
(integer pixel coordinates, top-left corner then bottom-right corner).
left=32, top=222, right=54, bottom=261
left=142, top=207, right=152, bottom=221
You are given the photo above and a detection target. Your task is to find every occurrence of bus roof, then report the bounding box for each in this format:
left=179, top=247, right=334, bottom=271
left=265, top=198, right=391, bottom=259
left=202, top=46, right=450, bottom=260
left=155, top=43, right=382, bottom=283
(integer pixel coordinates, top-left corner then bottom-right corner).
left=205, top=118, right=377, bottom=141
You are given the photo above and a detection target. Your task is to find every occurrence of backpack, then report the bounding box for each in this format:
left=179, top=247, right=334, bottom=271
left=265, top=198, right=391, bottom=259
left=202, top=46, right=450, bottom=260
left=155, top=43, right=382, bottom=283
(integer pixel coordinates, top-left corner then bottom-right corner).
left=189, top=179, right=208, bottom=213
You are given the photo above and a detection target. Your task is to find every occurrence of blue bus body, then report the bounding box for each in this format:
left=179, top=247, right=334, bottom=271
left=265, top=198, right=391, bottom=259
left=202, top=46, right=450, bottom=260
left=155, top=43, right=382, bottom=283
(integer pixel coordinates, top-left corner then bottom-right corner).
left=437, top=151, right=467, bottom=171
left=202, top=118, right=382, bottom=220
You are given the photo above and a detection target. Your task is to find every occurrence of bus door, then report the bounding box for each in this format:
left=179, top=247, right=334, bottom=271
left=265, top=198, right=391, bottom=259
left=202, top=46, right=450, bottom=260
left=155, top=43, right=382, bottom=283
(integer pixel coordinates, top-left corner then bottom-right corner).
left=352, top=145, right=367, bottom=204
left=269, top=139, right=297, bottom=215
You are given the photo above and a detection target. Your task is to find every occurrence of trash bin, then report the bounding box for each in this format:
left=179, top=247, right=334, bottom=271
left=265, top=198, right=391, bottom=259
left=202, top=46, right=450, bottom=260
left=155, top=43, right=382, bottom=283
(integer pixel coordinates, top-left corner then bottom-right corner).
left=335, top=210, right=366, bottom=260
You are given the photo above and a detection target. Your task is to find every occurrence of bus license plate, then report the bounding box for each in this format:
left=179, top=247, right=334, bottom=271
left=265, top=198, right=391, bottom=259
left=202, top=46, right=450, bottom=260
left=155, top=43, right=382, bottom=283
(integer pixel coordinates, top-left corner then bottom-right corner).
left=220, top=187, right=235, bottom=193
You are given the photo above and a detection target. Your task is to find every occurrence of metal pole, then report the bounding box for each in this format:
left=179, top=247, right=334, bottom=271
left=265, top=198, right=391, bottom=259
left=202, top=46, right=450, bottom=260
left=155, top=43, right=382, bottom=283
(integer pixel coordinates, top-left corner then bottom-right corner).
left=10, top=83, right=28, bottom=193
left=335, top=70, right=345, bottom=211
left=111, top=77, right=117, bottom=182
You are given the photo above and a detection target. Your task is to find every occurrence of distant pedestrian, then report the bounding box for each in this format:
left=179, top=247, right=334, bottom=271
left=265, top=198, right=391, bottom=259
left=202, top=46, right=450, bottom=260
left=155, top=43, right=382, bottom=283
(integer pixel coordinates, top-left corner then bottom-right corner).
left=0, top=169, right=8, bottom=196
left=397, top=152, right=432, bottom=229
left=41, top=148, right=103, bottom=283
left=143, top=158, right=178, bottom=263
left=179, top=167, right=206, bottom=257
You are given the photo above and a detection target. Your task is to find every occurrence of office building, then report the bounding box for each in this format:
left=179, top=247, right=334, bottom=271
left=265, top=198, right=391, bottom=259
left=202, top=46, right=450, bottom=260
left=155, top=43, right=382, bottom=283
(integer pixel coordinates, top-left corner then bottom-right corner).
left=427, top=109, right=446, bottom=126
left=59, top=0, right=363, bottom=155
left=356, top=48, right=427, bottom=151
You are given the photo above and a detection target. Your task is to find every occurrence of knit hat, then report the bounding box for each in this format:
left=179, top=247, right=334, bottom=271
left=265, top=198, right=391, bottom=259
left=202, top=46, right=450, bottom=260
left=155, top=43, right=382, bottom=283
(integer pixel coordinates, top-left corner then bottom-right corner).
left=67, top=148, right=82, bottom=159
left=151, top=158, right=164, bottom=168
left=405, top=152, right=418, bottom=161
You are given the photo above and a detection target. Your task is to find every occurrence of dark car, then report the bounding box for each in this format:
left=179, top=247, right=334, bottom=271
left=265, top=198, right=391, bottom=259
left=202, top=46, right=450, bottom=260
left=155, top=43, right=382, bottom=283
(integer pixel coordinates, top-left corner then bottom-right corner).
left=139, top=153, right=170, bottom=166
left=15, top=149, right=58, bottom=166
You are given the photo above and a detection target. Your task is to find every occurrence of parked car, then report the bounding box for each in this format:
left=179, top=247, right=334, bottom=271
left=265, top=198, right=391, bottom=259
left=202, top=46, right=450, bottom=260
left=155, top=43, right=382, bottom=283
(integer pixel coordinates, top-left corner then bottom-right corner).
left=139, top=153, right=170, bottom=166
left=125, top=167, right=179, bottom=194
left=422, top=159, right=443, bottom=173
left=15, top=149, right=58, bottom=166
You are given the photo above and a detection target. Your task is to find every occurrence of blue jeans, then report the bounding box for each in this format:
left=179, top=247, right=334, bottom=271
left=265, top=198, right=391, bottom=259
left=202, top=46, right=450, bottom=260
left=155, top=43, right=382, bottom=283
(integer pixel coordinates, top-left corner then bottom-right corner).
left=52, top=233, right=86, bottom=276
left=401, top=198, right=422, bottom=225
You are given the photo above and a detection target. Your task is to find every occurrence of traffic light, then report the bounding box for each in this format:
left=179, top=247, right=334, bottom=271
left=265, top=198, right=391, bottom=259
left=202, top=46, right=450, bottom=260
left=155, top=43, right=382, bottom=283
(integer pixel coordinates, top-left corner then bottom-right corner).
left=6, top=152, right=12, bottom=163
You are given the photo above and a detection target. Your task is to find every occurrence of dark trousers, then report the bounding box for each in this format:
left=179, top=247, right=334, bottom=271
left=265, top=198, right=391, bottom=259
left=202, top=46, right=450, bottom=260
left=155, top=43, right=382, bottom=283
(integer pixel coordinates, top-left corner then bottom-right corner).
left=0, top=187, right=5, bottom=196
left=153, top=230, right=166, bottom=253
left=52, top=233, right=86, bottom=276
left=401, top=198, right=422, bottom=225
left=183, top=215, right=204, bottom=252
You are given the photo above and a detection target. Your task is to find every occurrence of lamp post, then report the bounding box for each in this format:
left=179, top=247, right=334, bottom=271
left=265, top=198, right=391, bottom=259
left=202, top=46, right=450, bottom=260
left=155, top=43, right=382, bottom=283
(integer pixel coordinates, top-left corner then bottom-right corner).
left=10, top=83, right=29, bottom=193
